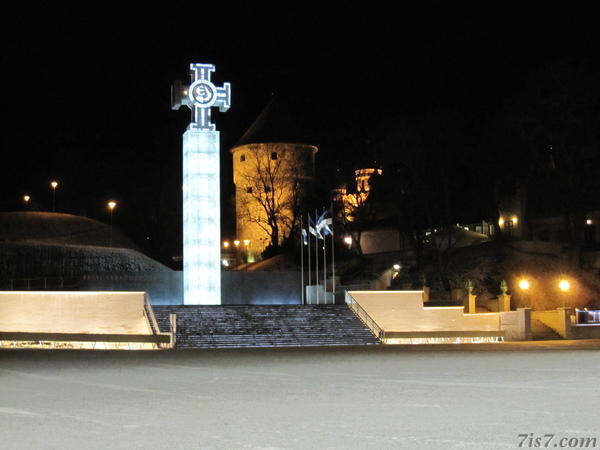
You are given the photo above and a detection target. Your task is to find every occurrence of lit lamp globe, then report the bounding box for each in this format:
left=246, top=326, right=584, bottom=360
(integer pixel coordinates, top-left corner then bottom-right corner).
left=559, top=279, right=570, bottom=292
left=518, top=279, right=530, bottom=290
left=108, top=201, right=117, bottom=210
left=23, top=195, right=30, bottom=203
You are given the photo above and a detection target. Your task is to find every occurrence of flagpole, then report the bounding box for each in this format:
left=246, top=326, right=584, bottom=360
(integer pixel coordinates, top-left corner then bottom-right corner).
left=315, top=209, right=319, bottom=305
left=331, top=203, right=335, bottom=301
left=323, top=208, right=327, bottom=303
left=307, top=213, right=311, bottom=304
left=300, top=216, right=304, bottom=305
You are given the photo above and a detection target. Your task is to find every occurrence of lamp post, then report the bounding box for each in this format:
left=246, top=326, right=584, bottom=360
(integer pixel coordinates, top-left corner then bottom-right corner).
left=344, top=235, right=352, bottom=249
left=108, top=201, right=117, bottom=247
left=23, top=195, right=30, bottom=207
left=50, top=181, right=58, bottom=212
left=518, top=278, right=530, bottom=308
left=559, top=279, right=570, bottom=308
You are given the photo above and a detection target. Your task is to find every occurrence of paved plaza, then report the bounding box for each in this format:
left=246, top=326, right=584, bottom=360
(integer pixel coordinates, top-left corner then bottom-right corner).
left=1, top=342, right=600, bottom=449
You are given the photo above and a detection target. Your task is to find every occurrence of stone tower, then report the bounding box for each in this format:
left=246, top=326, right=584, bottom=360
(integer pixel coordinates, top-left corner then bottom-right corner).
left=229, top=98, right=318, bottom=259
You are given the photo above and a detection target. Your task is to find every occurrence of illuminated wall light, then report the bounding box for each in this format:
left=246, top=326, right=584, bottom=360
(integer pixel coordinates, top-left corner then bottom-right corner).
left=233, top=240, right=240, bottom=247
left=344, top=236, right=352, bottom=245
left=223, top=241, right=230, bottom=248
left=393, top=264, right=401, bottom=271
left=384, top=336, right=502, bottom=345
left=559, top=279, right=570, bottom=292
left=511, top=216, right=518, bottom=224
left=498, top=218, right=505, bottom=226
left=23, top=195, right=30, bottom=203
left=586, top=219, right=593, bottom=225
left=243, top=239, right=250, bottom=246
left=222, top=259, right=229, bottom=267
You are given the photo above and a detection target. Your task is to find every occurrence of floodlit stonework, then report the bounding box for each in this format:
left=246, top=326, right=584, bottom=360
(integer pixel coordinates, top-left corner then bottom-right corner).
left=334, top=168, right=382, bottom=222
left=231, top=142, right=317, bottom=256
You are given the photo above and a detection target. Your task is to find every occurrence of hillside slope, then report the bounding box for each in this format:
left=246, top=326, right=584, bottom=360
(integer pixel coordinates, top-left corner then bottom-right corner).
left=0, top=212, right=170, bottom=278
left=0, top=211, right=140, bottom=250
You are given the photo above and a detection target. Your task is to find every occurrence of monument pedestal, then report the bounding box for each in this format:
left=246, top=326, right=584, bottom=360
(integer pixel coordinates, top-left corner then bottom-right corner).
left=183, top=130, right=221, bottom=305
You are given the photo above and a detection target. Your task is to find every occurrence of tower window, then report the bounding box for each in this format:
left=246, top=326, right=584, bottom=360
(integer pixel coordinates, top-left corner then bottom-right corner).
left=240, top=154, right=246, bottom=162
left=271, top=152, right=278, bottom=160
left=246, top=187, right=253, bottom=194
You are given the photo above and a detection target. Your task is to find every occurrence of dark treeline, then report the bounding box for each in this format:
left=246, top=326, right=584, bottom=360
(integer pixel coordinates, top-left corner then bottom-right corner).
left=326, top=60, right=600, bottom=276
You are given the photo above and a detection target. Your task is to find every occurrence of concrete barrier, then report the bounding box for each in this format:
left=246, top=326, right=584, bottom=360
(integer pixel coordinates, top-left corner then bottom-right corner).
left=346, top=290, right=506, bottom=343
left=0, top=291, right=170, bottom=349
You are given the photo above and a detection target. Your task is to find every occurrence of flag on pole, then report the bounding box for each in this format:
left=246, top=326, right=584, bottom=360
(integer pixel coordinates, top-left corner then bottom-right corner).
left=316, top=209, right=332, bottom=238
left=308, top=215, right=320, bottom=238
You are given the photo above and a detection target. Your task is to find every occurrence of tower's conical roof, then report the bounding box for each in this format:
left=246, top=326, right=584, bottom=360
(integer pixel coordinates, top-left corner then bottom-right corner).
left=233, top=95, right=319, bottom=149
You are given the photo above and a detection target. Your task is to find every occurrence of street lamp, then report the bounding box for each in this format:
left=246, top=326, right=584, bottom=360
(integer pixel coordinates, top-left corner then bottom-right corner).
left=558, top=279, right=571, bottom=308
left=518, top=279, right=531, bottom=307
left=344, top=236, right=352, bottom=248
left=108, top=201, right=117, bottom=247
left=23, top=195, right=30, bottom=204
left=50, top=180, right=58, bottom=212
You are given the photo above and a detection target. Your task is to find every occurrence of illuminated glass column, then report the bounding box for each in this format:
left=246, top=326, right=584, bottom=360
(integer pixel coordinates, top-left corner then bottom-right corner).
left=172, top=64, right=231, bottom=305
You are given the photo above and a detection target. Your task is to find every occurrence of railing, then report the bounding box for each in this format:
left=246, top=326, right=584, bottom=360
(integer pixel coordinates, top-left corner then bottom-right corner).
left=345, top=291, right=384, bottom=341
left=143, top=295, right=174, bottom=348
left=0, top=276, right=81, bottom=290
left=143, top=295, right=160, bottom=335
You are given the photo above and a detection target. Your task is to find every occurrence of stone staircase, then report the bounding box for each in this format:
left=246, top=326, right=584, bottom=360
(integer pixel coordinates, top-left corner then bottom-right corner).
left=152, top=305, right=380, bottom=348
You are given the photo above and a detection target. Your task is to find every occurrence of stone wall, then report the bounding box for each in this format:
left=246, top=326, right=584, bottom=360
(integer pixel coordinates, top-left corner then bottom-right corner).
left=80, top=271, right=303, bottom=305
left=0, top=291, right=152, bottom=334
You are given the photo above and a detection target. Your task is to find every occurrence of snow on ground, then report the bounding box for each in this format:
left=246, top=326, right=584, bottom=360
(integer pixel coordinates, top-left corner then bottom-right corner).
left=1, top=344, right=600, bottom=449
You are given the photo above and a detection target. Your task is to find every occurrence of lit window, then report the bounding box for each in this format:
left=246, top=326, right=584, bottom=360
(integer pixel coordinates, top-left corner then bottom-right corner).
left=271, top=152, right=278, bottom=160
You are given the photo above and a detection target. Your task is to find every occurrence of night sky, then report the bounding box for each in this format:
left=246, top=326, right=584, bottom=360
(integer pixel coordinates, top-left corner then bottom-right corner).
left=4, top=3, right=599, bottom=264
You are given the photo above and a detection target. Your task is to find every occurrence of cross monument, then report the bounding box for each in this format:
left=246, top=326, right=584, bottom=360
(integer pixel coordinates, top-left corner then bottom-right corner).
left=172, top=63, right=231, bottom=305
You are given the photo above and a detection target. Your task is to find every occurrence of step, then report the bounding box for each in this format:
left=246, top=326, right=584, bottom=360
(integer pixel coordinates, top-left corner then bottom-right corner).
left=153, top=305, right=380, bottom=348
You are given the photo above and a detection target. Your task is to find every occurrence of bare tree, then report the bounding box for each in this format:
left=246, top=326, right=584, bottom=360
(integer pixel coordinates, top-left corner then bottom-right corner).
left=237, top=144, right=304, bottom=250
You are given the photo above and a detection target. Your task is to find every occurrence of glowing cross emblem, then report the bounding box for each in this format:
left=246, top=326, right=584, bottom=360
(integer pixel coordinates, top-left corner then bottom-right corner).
left=187, top=63, right=231, bottom=131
